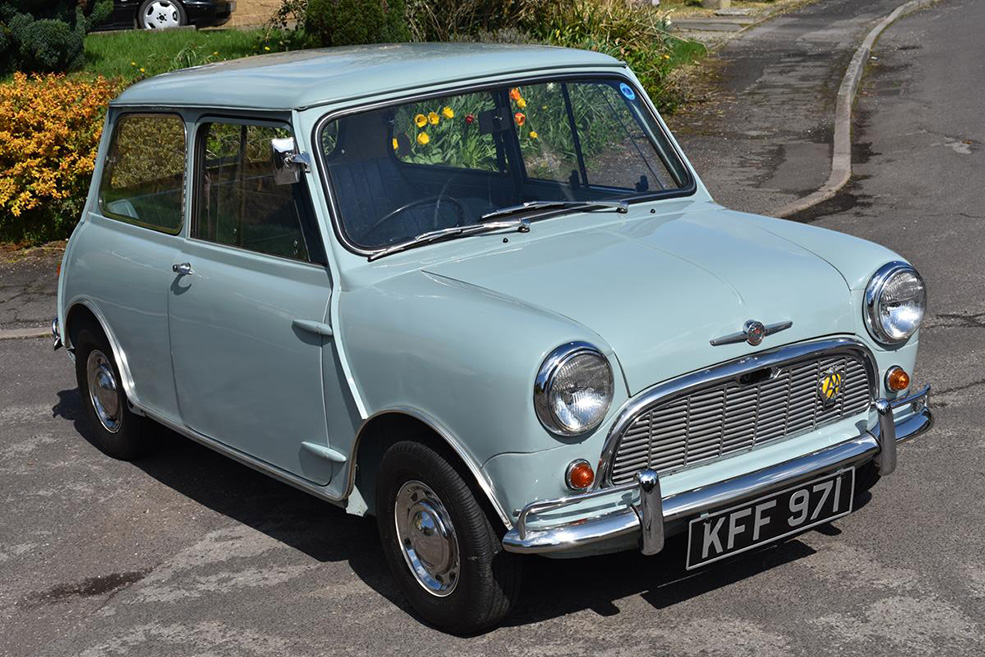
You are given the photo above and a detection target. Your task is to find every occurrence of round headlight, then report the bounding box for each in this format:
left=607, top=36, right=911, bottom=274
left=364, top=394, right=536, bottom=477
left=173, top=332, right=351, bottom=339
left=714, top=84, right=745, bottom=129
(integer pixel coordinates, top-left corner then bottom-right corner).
left=534, top=342, right=614, bottom=437
left=864, top=262, right=926, bottom=345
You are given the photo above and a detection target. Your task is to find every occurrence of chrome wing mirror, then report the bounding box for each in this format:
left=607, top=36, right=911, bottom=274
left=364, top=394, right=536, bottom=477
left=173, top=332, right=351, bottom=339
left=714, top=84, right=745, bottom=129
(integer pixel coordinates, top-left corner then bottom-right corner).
left=271, top=137, right=312, bottom=185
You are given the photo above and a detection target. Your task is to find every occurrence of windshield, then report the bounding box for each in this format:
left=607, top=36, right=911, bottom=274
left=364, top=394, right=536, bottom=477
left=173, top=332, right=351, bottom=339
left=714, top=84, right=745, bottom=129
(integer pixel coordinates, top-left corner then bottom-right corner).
left=318, top=77, right=692, bottom=253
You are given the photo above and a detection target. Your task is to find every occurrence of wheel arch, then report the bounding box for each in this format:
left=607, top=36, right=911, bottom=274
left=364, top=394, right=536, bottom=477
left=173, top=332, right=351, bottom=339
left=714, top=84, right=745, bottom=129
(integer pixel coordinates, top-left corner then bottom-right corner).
left=65, top=299, right=141, bottom=407
left=350, top=408, right=513, bottom=531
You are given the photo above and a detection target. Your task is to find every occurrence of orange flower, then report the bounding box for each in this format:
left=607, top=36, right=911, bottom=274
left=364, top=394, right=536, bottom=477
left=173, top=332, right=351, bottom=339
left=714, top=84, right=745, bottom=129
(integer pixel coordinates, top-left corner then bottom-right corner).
left=514, top=112, right=526, bottom=126
left=509, top=88, right=521, bottom=101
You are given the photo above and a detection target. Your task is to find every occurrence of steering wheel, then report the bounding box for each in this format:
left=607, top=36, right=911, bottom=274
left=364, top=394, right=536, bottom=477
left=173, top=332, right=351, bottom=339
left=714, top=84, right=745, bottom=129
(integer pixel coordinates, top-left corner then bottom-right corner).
left=367, top=196, right=467, bottom=237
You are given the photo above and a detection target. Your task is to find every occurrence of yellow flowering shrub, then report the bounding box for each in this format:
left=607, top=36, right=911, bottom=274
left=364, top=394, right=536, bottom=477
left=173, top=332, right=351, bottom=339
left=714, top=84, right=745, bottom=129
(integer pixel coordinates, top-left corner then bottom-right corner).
left=0, top=73, right=123, bottom=244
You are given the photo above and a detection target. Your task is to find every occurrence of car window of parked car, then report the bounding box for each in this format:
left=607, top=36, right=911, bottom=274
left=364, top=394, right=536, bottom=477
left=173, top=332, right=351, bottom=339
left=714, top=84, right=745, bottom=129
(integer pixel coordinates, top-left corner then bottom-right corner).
left=98, top=113, right=186, bottom=234
left=193, top=121, right=315, bottom=263
left=318, top=76, right=693, bottom=254
left=391, top=92, right=502, bottom=172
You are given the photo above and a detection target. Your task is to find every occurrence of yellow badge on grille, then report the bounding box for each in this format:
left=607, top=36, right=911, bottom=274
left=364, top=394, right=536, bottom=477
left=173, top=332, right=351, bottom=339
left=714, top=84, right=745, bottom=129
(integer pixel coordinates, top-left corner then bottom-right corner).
left=819, top=369, right=843, bottom=405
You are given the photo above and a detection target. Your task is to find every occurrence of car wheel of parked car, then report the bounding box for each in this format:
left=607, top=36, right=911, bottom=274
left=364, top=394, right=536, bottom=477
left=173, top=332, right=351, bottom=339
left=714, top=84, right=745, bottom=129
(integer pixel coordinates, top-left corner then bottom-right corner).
left=376, top=441, right=522, bottom=634
left=137, top=0, right=187, bottom=29
left=74, top=325, right=152, bottom=460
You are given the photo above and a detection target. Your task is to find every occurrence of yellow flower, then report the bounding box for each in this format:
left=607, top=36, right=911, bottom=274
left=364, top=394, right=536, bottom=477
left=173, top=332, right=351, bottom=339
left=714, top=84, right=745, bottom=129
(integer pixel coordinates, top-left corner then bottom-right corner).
left=130, top=61, right=136, bottom=67
left=442, top=106, right=454, bottom=119
left=392, top=138, right=399, bottom=150
left=428, top=111, right=440, bottom=125
left=139, top=68, right=145, bottom=73
left=213, top=51, right=219, bottom=56
left=264, top=46, right=271, bottom=51
left=516, top=98, right=526, bottom=109
left=529, top=131, right=538, bottom=139
left=414, top=114, right=427, bottom=128
left=417, top=132, right=430, bottom=145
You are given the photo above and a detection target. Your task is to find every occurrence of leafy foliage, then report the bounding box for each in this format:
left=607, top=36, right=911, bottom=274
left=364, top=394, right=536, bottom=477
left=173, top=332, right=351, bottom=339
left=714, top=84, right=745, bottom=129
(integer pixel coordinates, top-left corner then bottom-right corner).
left=538, top=0, right=704, bottom=113
left=405, top=0, right=568, bottom=42
left=305, top=0, right=410, bottom=47
left=0, top=0, right=112, bottom=74
left=0, top=72, right=123, bottom=244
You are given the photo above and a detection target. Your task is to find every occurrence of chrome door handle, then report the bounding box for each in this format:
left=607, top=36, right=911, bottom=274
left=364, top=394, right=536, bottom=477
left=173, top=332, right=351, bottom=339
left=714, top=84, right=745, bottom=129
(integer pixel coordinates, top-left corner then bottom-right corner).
left=172, top=262, right=194, bottom=276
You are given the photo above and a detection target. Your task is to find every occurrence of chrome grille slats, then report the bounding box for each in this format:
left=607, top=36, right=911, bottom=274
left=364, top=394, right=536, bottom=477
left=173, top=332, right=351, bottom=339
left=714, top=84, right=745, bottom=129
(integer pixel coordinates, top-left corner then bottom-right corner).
left=608, top=350, right=873, bottom=485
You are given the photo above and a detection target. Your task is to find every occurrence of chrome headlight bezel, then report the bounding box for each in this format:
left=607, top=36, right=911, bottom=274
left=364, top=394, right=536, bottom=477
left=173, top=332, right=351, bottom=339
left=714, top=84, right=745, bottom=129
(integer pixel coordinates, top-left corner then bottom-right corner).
left=534, top=342, right=614, bottom=437
left=863, top=261, right=927, bottom=346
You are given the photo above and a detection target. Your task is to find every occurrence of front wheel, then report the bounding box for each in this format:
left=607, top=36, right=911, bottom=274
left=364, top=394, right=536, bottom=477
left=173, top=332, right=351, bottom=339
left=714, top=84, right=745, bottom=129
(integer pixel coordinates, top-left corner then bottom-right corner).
left=137, top=0, right=187, bottom=29
left=376, top=441, right=522, bottom=634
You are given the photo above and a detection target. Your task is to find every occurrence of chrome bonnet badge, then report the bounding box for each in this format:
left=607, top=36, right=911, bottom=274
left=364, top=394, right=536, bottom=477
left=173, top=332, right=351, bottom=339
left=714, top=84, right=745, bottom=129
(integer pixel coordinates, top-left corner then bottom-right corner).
left=710, top=320, right=793, bottom=347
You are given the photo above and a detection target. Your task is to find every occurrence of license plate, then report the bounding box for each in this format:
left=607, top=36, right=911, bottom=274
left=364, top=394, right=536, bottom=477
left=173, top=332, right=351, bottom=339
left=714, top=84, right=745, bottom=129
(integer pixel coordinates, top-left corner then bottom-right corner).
left=686, top=468, right=855, bottom=570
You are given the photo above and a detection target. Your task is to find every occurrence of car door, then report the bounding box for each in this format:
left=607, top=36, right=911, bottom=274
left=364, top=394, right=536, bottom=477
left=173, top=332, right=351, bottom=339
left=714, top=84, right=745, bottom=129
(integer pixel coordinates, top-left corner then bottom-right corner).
left=168, top=117, right=336, bottom=484
left=66, top=111, right=188, bottom=422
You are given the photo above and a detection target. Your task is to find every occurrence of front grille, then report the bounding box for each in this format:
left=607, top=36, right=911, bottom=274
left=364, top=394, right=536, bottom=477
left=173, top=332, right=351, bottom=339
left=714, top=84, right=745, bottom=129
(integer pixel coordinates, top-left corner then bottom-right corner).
left=608, top=352, right=873, bottom=485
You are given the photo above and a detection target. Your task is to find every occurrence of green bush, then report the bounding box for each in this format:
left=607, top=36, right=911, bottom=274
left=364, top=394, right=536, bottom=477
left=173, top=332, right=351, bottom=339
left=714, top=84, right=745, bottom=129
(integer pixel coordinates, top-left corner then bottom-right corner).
left=538, top=0, right=704, bottom=113
left=405, top=0, right=569, bottom=42
left=0, top=0, right=111, bottom=74
left=304, top=0, right=410, bottom=48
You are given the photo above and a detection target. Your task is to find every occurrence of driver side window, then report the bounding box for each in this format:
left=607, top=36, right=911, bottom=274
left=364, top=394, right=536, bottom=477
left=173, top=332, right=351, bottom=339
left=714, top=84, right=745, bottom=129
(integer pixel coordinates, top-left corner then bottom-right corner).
left=193, top=121, right=312, bottom=262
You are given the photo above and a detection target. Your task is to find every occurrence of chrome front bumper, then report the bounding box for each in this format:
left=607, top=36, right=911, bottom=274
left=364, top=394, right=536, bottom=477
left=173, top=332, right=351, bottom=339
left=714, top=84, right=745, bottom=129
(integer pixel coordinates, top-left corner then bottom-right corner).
left=502, top=387, right=932, bottom=555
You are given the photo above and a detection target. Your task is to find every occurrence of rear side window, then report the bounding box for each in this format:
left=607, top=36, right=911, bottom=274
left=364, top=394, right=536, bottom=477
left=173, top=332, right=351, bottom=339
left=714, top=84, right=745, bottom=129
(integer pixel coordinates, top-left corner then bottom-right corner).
left=99, top=113, right=186, bottom=233
left=194, top=121, right=312, bottom=262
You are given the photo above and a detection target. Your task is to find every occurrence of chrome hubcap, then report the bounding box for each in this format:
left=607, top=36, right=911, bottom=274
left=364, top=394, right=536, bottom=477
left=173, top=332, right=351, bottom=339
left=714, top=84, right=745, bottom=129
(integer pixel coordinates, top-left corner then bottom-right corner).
left=86, top=350, right=121, bottom=433
left=144, top=1, right=180, bottom=28
left=394, top=481, right=460, bottom=597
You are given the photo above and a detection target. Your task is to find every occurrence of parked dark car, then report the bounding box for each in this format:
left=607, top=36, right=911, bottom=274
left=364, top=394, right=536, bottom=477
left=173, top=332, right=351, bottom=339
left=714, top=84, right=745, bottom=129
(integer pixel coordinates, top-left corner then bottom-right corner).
left=103, top=0, right=235, bottom=30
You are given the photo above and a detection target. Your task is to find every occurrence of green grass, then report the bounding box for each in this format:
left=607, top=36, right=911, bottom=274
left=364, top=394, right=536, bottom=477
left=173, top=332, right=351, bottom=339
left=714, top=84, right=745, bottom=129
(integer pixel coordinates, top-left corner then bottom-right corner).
left=82, top=28, right=291, bottom=81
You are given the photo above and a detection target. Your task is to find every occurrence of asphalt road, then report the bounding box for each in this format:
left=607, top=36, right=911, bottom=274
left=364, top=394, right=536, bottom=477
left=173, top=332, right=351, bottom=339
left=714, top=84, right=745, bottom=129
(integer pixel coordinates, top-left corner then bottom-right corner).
left=2, top=1, right=985, bottom=655
left=668, top=0, right=922, bottom=217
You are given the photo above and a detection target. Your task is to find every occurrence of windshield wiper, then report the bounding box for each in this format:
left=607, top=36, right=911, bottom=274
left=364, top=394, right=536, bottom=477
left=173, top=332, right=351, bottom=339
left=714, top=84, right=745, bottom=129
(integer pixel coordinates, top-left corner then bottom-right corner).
left=367, top=219, right=530, bottom=262
left=479, top=199, right=629, bottom=223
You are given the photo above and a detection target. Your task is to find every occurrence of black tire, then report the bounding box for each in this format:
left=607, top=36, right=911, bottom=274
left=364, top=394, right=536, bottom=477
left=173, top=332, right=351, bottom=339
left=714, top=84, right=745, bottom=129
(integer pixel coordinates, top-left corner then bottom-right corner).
left=136, top=0, right=187, bottom=30
left=74, top=325, right=153, bottom=461
left=376, top=441, right=522, bottom=634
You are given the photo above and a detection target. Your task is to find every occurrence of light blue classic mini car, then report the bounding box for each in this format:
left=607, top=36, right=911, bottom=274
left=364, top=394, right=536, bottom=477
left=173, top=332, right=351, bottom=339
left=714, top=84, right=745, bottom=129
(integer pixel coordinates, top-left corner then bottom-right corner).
left=54, top=43, right=932, bottom=632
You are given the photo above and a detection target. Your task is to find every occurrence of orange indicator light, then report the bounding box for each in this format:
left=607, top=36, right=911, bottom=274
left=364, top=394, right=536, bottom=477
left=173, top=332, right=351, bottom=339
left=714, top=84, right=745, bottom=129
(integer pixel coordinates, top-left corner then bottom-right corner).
left=566, top=460, right=595, bottom=491
left=886, top=366, right=910, bottom=392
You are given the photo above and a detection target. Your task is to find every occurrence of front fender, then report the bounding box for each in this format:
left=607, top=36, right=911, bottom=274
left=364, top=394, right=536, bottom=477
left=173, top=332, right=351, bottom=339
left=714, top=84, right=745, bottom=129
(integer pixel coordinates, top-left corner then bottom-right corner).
left=339, top=270, right=629, bottom=470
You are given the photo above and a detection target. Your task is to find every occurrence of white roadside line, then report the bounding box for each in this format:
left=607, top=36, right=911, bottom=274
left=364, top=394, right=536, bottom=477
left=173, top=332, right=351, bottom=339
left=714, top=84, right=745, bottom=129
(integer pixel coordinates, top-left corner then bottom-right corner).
left=773, top=0, right=939, bottom=218
left=0, top=327, right=49, bottom=341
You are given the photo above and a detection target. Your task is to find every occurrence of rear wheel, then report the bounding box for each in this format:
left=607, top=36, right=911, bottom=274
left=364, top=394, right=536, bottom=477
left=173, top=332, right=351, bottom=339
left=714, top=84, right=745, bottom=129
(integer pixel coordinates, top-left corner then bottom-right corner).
left=74, top=326, right=153, bottom=460
left=376, top=441, right=521, bottom=634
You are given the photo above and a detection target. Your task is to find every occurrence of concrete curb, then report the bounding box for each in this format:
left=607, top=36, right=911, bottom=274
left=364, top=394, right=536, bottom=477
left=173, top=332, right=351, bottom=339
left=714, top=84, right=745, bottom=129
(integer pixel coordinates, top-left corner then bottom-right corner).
left=773, top=0, right=938, bottom=218
left=0, top=327, right=49, bottom=341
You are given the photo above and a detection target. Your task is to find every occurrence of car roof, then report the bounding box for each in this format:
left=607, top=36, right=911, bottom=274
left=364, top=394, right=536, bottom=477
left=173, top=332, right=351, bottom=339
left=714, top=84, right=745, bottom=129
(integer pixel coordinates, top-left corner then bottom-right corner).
left=111, top=43, right=626, bottom=111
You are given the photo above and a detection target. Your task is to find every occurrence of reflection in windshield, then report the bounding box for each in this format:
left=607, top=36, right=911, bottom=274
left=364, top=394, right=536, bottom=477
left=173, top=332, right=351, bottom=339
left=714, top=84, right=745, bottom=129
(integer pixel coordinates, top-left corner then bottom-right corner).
left=319, top=78, right=690, bottom=253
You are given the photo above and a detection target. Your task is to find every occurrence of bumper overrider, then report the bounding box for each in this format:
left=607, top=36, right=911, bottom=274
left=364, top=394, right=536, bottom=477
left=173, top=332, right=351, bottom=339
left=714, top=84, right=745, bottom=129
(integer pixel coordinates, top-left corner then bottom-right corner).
left=502, top=386, right=932, bottom=555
